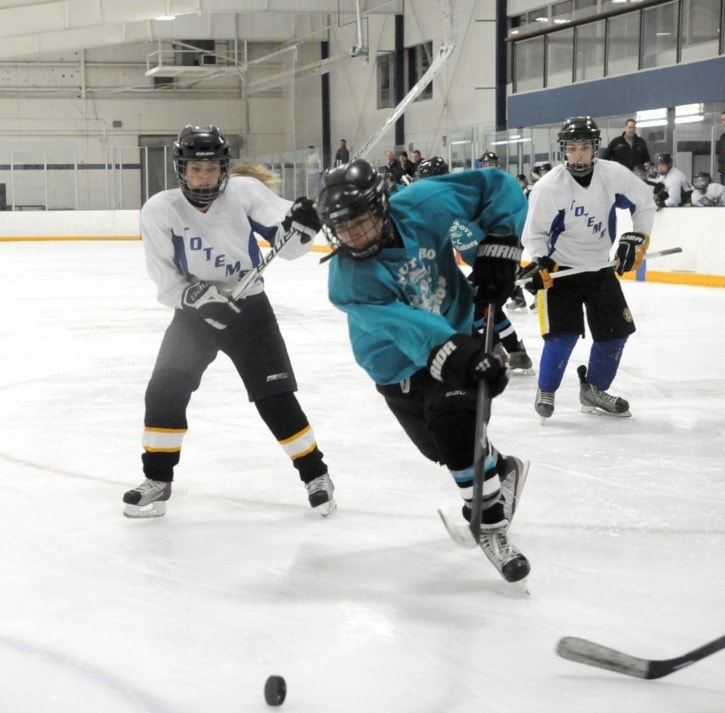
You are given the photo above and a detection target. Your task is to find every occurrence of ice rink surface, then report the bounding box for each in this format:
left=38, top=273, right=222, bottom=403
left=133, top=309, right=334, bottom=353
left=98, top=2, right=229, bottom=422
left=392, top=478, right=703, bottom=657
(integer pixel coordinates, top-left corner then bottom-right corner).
left=0, top=240, right=723, bottom=713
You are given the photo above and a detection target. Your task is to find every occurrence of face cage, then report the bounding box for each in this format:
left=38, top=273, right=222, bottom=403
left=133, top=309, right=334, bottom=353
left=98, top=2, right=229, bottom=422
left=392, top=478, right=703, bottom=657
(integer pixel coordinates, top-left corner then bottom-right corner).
left=322, top=203, right=389, bottom=260
left=175, top=157, right=231, bottom=205
left=693, top=176, right=709, bottom=190
left=559, top=138, right=600, bottom=177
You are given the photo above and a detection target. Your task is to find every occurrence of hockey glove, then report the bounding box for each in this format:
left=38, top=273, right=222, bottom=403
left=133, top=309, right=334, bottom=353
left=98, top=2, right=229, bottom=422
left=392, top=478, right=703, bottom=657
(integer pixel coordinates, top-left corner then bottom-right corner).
left=519, top=256, right=557, bottom=294
left=181, top=281, right=241, bottom=330
left=282, top=197, right=322, bottom=244
left=469, top=233, right=523, bottom=308
left=615, top=231, right=650, bottom=275
left=427, top=334, right=508, bottom=396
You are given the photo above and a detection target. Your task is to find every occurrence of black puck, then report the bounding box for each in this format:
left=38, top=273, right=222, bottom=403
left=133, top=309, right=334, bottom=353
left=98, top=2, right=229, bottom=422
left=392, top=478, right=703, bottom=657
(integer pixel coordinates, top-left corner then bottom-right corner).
left=264, top=675, right=286, bottom=706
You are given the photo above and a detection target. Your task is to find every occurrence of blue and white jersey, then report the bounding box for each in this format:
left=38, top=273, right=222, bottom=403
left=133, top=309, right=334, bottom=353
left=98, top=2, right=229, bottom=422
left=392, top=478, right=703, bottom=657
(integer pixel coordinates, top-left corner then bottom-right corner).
left=141, top=176, right=310, bottom=308
left=327, top=169, right=528, bottom=385
left=521, top=159, right=655, bottom=267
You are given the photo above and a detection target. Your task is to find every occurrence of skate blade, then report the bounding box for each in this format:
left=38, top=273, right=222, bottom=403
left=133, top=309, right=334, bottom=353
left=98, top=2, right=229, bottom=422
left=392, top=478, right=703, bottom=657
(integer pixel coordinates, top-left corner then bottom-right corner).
left=315, top=498, right=337, bottom=517
left=580, top=406, right=632, bottom=418
left=538, top=415, right=550, bottom=426
left=437, top=509, right=478, bottom=549
left=510, top=367, right=536, bottom=376
left=123, top=501, right=166, bottom=518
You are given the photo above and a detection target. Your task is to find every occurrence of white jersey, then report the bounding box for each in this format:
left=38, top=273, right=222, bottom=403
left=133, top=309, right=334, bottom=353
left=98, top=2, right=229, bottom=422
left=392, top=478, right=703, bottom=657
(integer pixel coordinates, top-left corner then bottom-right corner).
left=521, top=159, right=655, bottom=267
left=141, top=176, right=309, bottom=308
left=655, top=167, right=691, bottom=207
left=691, top=182, right=725, bottom=206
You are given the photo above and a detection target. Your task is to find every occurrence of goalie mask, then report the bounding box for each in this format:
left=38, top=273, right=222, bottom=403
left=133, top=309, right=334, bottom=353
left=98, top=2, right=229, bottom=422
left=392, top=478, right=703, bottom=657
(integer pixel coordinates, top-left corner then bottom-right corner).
left=558, top=116, right=600, bottom=177
left=174, top=125, right=231, bottom=205
left=414, top=156, right=450, bottom=180
left=317, top=159, right=392, bottom=260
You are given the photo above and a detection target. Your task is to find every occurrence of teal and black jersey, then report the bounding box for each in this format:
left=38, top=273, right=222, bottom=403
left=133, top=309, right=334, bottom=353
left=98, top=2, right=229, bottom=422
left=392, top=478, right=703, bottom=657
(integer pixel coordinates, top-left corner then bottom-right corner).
left=327, top=169, right=528, bottom=385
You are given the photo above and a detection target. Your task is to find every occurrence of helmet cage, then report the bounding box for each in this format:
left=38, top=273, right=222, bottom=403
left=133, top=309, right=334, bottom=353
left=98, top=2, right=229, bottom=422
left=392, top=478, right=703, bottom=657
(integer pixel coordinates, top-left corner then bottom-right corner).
left=480, top=151, right=499, bottom=167
left=693, top=172, right=711, bottom=190
left=318, top=160, right=392, bottom=260
left=173, top=125, right=231, bottom=205
left=558, top=117, right=601, bottom=177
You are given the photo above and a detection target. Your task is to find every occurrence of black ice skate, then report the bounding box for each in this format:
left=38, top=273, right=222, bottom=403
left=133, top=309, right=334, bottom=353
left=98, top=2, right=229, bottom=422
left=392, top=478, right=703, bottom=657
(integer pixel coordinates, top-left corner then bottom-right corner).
left=508, top=340, right=535, bottom=375
left=578, top=365, right=631, bottom=417
left=535, top=388, right=555, bottom=424
left=506, top=287, right=527, bottom=311
left=305, top=473, right=336, bottom=516
left=478, top=529, right=530, bottom=583
left=123, top=478, right=172, bottom=518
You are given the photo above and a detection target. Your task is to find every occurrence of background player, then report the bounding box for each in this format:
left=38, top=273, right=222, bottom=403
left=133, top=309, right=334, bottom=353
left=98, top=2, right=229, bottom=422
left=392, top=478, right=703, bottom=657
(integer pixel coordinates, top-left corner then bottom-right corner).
left=520, top=116, right=655, bottom=422
left=317, top=158, right=530, bottom=579
left=123, top=125, right=335, bottom=518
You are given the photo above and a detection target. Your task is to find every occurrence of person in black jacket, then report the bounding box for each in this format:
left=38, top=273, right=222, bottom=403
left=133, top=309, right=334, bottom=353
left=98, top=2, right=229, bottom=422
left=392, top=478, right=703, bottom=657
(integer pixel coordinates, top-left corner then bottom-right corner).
left=716, top=110, right=725, bottom=184
left=603, top=119, right=650, bottom=170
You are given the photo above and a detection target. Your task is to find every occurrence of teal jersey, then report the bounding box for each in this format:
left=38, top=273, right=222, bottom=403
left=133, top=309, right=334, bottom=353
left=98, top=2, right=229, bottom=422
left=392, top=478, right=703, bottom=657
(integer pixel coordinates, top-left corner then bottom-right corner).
left=327, top=169, right=528, bottom=385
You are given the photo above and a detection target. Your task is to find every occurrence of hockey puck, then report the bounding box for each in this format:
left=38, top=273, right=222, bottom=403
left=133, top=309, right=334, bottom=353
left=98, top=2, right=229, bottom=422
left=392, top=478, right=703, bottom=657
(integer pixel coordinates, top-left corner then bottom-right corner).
left=264, top=675, right=286, bottom=706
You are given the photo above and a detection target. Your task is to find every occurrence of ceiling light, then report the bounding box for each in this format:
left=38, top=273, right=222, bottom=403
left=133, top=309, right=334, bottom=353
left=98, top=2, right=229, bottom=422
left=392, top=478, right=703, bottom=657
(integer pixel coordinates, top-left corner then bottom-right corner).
left=155, top=14, right=176, bottom=21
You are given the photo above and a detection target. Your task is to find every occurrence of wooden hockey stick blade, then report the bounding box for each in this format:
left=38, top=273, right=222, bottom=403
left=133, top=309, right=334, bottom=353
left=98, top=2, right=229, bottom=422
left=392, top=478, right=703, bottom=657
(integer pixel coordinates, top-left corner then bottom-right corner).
left=437, top=508, right=477, bottom=549
left=556, top=634, right=725, bottom=679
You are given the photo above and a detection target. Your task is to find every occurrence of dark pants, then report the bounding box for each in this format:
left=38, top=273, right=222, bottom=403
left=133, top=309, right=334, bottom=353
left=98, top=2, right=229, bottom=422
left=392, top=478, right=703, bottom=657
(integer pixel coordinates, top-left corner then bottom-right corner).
left=142, top=293, right=325, bottom=482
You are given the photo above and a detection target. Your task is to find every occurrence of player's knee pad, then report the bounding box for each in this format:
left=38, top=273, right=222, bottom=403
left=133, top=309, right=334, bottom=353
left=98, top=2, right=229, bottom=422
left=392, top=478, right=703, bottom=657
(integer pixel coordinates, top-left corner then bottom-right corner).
left=145, top=368, right=200, bottom=425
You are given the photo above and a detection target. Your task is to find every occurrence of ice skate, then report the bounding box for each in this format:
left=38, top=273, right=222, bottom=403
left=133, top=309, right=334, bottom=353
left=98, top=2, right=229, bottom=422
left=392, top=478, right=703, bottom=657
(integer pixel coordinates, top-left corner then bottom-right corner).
left=506, top=287, right=527, bottom=311
left=535, top=388, right=555, bottom=424
left=478, top=529, right=530, bottom=583
left=123, top=478, right=172, bottom=518
left=578, top=365, right=631, bottom=417
left=508, top=340, right=535, bottom=375
left=305, top=472, right=336, bottom=516
left=500, top=456, right=530, bottom=525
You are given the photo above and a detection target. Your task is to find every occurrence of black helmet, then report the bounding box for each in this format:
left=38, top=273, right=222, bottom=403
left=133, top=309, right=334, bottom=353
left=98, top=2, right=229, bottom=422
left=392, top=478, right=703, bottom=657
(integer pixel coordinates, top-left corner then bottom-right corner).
left=693, top=172, right=711, bottom=190
left=414, top=156, right=450, bottom=180
left=558, top=116, right=600, bottom=176
left=317, top=159, right=390, bottom=260
left=480, top=151, right=499, bottom=167
left=173, top=125, right=231, bottom=205
left=656, top=153, right=673, bottom=167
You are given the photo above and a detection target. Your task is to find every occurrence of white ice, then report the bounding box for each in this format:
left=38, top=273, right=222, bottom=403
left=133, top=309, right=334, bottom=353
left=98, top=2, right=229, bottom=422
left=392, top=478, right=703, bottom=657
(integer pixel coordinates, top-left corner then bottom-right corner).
left=0, top=240, right=723, bottom=713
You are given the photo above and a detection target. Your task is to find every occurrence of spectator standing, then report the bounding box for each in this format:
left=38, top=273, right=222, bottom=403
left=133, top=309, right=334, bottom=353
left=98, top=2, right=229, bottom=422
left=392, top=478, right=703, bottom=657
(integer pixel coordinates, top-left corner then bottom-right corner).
left=334, top=139, right=350, bottom=166
left=411, top=149, right=423, bottom=175
left=654, top=153, right=692, bottom=207
left=716, top=110, right=725, bottom=185
left=384, top=150, right=404, bottom=189
left=399, top=150, right=416, bottom=182
left=603, top=118, right=651, bottom=170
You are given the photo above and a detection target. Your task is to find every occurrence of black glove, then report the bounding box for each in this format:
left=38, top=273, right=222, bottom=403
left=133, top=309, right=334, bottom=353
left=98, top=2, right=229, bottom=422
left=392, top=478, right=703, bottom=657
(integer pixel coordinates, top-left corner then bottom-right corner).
left=181, top=281, right=241, bottom=330
left=427, top=334, right=508, bottom=396
left=519, top=256, right=557, bottom=293
left=282, top=197, right=322, bottom=244
left=653, top=183, right=668, bottom=208
left=615, top=231, right=650, bottom=275
left=469, top=233, right=522, bottom=307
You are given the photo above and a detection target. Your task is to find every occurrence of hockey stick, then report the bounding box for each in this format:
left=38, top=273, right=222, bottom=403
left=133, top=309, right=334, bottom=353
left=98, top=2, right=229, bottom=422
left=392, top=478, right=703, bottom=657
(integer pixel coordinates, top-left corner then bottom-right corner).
left=556, top=634, right=725, bottom=679
left=437, top=303, right=495, bottom=549
left=230, top=222, right=318, bottom=301
left=468, top=302, right=496, bottom=543
left=515, top=247, right=683, bottom=285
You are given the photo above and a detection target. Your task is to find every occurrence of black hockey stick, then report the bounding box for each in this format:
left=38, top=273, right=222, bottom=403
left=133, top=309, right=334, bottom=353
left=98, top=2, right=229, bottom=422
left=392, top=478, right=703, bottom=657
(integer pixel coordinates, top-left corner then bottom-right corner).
left=468, top=302, right=496, bottom=543
left=556, top=634, right=725, bottom=679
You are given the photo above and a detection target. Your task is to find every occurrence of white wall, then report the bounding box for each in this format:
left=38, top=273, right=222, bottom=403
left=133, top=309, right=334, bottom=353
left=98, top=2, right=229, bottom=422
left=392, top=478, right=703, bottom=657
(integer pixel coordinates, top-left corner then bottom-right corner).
left=2, top=208, right=724, bottom=283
